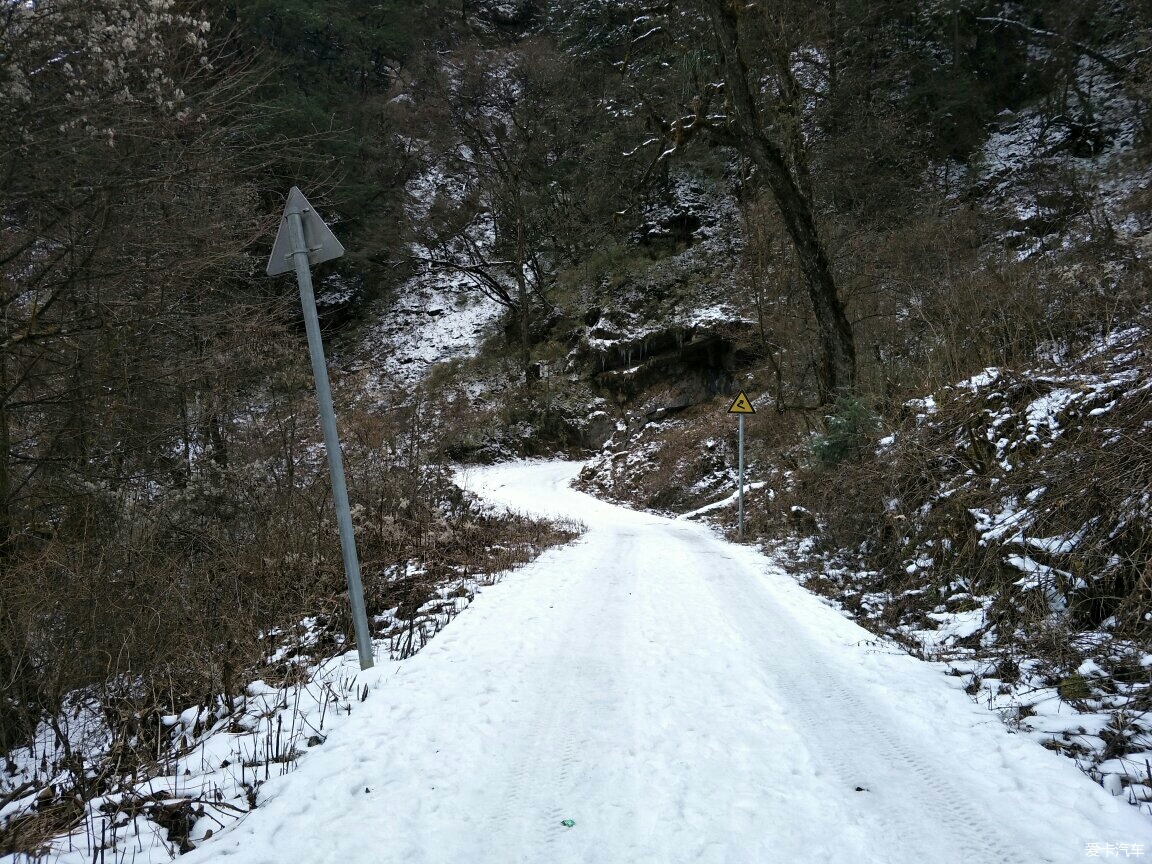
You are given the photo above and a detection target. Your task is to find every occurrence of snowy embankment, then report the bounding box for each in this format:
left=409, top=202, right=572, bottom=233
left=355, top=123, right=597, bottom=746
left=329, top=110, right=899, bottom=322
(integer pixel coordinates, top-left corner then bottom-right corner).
left=345, top=161, right=505, bottom=399
left=354, top=270, right=502, bottom=395
left=168, top=460, right=1146, bottom=864
left=797, top=323, right=1152, bottom=810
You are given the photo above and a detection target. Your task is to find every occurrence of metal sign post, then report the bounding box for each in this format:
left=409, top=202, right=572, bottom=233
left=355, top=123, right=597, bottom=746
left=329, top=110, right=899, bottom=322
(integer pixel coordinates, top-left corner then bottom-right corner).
left=738, top=414, right=745, bottom=539
left=267, top=187, right=374, bottom=670
left=727, top=391, right=756, bottom=541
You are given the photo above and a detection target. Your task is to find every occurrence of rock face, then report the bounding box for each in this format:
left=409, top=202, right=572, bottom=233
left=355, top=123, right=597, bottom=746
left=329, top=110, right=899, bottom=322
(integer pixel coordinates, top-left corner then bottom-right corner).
left=583, top=410, right=616, bottom=450
left=573, top=322, right=755, bottom=415
left=470, top=0, right=537, bottom=28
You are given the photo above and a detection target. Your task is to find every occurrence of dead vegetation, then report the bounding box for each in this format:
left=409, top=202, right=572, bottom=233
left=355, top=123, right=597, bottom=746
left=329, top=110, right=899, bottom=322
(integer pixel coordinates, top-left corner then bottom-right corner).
left=0, top=381, right=579, bottom=859
left=731, top=318, right=1152, bottom=807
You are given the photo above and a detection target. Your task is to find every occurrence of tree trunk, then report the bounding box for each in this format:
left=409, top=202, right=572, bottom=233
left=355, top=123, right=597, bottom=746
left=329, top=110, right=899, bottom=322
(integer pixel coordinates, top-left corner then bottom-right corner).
left=705, top=0, right=856, bottom=402
left=0, top=360, right=10, bottom=556
left=516, top=209, right=532, bottom=382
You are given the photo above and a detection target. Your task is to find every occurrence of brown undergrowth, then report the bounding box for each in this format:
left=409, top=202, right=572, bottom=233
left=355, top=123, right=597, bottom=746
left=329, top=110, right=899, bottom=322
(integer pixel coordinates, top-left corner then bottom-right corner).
left=753, top=324, right=1152, bottom=806
left=0, top=394, right=579, bottom=859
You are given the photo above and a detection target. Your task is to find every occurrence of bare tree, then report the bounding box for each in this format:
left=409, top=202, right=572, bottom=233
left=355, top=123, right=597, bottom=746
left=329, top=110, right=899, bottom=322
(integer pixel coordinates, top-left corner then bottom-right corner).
left=0, top=0, right=278, bottom=747
left=410, top=36, right=640, bottom=379
left=610, top=0, right=856, bottom=402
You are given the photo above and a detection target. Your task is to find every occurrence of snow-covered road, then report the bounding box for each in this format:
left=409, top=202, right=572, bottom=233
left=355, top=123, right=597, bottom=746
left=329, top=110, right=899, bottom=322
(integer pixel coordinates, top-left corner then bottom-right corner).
left=189, top=461, right=1150, bottom=864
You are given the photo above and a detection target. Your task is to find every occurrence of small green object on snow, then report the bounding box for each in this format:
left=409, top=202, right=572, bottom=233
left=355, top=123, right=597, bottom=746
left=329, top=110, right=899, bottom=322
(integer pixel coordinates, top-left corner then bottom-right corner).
left=561, top=819, right=575, bottom=828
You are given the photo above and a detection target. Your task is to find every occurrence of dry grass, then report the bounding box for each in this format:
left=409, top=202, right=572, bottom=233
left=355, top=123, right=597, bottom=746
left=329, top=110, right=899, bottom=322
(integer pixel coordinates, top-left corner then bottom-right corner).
left=771, top=325, right=1152, bottom=679
left=0, top=387, right=581, bottom=859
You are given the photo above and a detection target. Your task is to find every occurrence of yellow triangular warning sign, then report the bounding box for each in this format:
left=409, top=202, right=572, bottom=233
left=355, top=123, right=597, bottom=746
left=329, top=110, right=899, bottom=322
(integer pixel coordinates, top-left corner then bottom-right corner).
left=727, top=391, right=756, bottom=414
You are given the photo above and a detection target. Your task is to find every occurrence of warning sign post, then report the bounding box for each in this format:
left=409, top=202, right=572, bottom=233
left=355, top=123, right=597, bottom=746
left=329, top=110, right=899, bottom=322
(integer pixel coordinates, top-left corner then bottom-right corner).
left=727, top=391, right=756, bottom=539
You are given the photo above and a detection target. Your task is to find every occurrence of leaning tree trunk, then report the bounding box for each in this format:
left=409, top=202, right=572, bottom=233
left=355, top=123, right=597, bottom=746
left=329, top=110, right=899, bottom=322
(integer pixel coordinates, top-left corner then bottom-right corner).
left=705, top=0, right=856, bottom=403
left=515, top=209, right=532, bottom=382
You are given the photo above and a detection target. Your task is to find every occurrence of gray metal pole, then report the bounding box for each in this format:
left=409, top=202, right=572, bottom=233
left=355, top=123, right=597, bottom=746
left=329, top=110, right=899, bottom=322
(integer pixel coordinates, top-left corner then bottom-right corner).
left=286, top=208, right=374, bottom=670
left=738, top=414, right=745, bottom=541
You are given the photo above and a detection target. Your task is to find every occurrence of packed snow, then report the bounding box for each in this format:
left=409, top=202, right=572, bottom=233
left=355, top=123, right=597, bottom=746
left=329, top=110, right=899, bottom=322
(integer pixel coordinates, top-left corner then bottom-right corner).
left=156, top=461, right=1146, bottom=863
left=10, top=461, right=1149, bottom=863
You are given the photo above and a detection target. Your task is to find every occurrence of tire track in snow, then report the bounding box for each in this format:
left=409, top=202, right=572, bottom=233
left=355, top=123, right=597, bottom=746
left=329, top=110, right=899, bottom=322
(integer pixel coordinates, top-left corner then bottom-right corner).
left=684, top=525, right=1035, bottom=864
left=778, top=667, right=1017, bottom=864
left=535, top=661, right=602, bottom=857
left=489, top=706, right=547, bottom=862
left=490, top=540, right=633, bottom=862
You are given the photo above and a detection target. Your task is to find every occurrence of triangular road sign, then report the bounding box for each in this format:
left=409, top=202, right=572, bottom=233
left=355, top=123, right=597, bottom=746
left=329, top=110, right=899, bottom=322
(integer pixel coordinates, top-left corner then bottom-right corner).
left=266, top=186, right=345, bottom=276
left=728, top=391, right=756, bottom=414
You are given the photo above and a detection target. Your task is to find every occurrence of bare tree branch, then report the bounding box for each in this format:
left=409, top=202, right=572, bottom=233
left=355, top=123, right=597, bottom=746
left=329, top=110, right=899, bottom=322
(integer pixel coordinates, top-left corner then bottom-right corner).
left=976, top=16, right=1130, bottom=79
